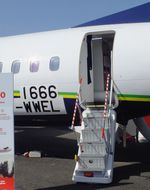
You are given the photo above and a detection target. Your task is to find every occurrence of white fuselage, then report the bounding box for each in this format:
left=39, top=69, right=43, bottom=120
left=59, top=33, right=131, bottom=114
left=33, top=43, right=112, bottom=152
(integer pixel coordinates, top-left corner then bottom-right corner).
left=0, top=23, right=150, bottom=119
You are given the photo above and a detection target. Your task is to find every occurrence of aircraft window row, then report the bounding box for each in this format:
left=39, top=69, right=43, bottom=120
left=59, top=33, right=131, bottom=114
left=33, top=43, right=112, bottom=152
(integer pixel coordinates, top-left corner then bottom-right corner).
left=11, top=60, right=21, bottom=74
left=3, top=57, right=60, bottom=74
left=49, top=56, right=60, bottom=71
left=30, top=60, right=40, bottom=72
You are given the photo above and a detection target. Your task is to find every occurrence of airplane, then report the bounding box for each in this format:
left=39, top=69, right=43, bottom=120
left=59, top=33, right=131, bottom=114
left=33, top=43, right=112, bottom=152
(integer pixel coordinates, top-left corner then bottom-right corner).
left=0, top=2, right=150, bottom=141
left=0, top=2, right=150, bottom=185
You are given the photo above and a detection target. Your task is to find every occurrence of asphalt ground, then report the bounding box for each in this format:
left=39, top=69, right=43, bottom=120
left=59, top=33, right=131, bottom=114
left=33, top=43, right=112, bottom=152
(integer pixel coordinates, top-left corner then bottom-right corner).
left=15, top=122, right=150, bottom=190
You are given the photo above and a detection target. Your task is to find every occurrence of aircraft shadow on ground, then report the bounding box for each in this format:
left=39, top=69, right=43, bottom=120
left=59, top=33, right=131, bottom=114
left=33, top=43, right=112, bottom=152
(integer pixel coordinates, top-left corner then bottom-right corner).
left=115, top=142, right=150, bottom=163
left=15, top=125, right=78, bottom=159
left=15, top=115, right=74, bottom=127
left=35, top=182, right=132, bottom=190
left=113, top=162, right=150, bottom=182
left=36, top=162, right=150, bottom=190
left=15, top=123, right=150, bottom=161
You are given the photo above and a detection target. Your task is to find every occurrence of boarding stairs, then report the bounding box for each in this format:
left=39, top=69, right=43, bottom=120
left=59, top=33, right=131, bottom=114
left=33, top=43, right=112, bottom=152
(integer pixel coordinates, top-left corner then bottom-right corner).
left=72, top=75, right=117, bottom=184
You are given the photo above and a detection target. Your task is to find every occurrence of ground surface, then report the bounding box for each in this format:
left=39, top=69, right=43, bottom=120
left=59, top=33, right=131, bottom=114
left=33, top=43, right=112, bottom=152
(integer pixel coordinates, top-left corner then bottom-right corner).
left=15, top=123, right=150, bottom=190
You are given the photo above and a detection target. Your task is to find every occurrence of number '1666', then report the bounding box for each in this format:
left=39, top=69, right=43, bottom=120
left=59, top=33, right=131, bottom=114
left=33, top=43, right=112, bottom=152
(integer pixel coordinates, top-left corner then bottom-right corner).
left=23, top=85, right=57, bottom=99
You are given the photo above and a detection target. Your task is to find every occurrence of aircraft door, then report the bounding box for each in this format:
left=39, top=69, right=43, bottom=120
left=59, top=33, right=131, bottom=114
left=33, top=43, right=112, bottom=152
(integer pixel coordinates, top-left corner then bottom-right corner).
left=79, top=32, right=115, bottom=106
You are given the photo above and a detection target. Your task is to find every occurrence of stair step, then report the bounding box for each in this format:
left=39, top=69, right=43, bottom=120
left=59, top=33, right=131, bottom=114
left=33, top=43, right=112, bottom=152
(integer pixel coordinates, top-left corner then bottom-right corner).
left=79, top=142, right=107, bottom=156
left=81, top=128, right=109, bottom=142
left=77, top=156, right=106, bottom=171
left=83, top=111, right=105, bottom=117
left=83, top=118, right=105, bottom=128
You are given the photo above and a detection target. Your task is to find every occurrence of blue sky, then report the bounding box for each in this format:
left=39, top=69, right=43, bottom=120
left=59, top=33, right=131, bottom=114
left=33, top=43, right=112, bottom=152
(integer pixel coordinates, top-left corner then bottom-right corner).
left=0, top=0, right=149, bottom=36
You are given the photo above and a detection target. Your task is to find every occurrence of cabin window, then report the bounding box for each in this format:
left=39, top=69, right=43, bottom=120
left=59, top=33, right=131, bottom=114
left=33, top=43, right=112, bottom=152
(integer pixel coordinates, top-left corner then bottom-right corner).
left=49, top=56, right=60, bottom=71
left=0, top=62, right=3, bottom=72
left=11, top=60, right=21, bottom=74
left=30, top=60, right=40, bottom=72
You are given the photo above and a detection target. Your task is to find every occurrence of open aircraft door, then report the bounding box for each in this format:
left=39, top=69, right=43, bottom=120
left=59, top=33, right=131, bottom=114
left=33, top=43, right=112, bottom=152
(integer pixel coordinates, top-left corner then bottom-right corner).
left=79, top=31, right=117, bottom=107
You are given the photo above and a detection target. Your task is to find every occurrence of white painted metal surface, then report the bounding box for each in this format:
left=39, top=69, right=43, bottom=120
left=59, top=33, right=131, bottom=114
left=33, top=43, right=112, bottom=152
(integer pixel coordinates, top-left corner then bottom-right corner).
left=73, top=109, right=116, bottom=184
left=0, top=23, right=149, bottom=116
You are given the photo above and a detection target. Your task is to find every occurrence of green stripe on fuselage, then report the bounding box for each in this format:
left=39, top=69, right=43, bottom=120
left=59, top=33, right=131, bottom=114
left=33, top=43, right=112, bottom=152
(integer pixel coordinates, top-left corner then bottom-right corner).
left=117, top=94, right=150, bottom=102
left=58, top=92, right=77, bottom=99
left=58, top=92, right=150, bottom=102
left=14, top=90, right=20, bottom=98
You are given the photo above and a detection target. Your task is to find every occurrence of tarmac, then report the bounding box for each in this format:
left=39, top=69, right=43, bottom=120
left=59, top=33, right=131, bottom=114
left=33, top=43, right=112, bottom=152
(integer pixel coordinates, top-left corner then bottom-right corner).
left=15, top=121, right=150, bottom=190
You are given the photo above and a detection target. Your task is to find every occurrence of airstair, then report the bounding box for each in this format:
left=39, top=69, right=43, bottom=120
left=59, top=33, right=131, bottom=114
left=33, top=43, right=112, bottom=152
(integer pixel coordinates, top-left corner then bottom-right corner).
left=72, top=75, right=117, bottom=184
